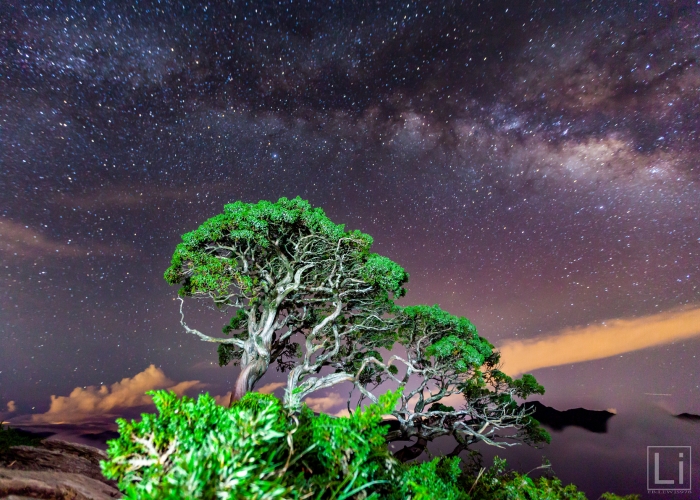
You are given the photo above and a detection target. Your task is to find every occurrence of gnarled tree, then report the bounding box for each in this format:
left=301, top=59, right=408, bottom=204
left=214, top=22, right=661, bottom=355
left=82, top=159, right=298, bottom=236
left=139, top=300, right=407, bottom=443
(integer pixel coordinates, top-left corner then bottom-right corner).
left=164, top=197, right=547, bottom=461
left=164, top=197, right=408, bottom=405
left=347, top=304, right=549, bottom=461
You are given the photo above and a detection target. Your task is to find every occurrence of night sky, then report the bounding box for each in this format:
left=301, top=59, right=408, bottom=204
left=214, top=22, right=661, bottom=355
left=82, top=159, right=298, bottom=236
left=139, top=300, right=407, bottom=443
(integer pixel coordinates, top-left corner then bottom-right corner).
left=2, top=0, right=700, bottom=496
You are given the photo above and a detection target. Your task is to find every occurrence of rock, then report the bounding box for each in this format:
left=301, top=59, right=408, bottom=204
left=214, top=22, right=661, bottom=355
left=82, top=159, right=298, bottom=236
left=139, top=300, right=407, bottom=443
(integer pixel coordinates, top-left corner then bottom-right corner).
left=0, top=439, right=121, bottom=499
left=0, top=468, right=121, bottom=499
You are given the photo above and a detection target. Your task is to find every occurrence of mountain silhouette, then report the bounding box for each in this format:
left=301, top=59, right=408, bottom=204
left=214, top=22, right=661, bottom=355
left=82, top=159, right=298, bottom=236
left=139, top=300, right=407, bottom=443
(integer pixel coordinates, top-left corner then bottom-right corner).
left=523, top=401, right=615, bottom=433
left=675, top=412, right=700, bottom=422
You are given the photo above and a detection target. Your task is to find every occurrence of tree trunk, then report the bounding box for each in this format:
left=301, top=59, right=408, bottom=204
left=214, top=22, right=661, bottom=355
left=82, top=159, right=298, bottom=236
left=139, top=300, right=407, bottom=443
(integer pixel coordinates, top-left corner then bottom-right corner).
left=228, top=357, right=268, bottom=407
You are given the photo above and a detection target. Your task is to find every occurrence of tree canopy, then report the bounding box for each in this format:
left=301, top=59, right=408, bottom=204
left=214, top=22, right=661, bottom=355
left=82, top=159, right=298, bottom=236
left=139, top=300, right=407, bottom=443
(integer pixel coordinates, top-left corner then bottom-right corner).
left=99, top=196, right=640, bottom=498
left=164, top=196, right=408, bottom=404
left=165, top=196, right=547, bottom=456
left=347, top=303, right=548, bottom=459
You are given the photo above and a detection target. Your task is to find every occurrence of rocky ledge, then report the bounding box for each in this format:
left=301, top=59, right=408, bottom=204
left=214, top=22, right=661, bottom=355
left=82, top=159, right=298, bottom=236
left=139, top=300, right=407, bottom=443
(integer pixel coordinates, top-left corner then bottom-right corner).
left=0, top=439, right=121, bottom=499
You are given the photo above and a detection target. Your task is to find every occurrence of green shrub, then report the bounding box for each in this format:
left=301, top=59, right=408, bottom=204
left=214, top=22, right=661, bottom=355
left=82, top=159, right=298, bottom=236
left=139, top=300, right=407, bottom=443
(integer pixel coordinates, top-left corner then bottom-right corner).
left=463, top=456, right=586, bottom=500
left=101, top=391, right=638, bottom=500
left=101, top=389, right=406, bottom=499
left=291, top=390, right=405, bottom=499
left=101, top=390, right=298, bottom=499
left=461, top=456, right=639, bottom=500
left=398, top=456, right=469, bottom=500
left=0, top=424, right=45, bottom=453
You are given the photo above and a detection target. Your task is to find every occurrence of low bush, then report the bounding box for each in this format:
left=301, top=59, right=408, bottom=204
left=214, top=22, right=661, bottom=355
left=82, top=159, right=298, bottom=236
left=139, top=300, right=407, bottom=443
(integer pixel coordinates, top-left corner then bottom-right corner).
left=101, top=389, right=409, bottom=499
left=101, top=390, right=639, bottom=500
left=0, top=424, right=45, bottom=453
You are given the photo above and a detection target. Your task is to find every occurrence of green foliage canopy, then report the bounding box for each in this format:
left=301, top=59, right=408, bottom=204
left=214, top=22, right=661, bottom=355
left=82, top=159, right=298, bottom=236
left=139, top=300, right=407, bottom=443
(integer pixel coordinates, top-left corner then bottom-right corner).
left=101, top=390, right=637, bottom=500
left=101, top=390, right=406, bottom=499
left=165, top=197, right=406, bottom=300
left=346, top=304, right=548, bottom=451
left=164, top=197, right=408, bottom=403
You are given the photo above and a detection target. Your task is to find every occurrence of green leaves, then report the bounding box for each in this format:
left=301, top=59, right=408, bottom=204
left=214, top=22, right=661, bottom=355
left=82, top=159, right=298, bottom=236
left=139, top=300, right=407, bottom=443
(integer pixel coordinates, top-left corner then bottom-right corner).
left=101, top=390, right=294, bottom=499
left=400, top=304, right=478, bottom=337
left=424, top=335, right=486, bottom=372
left=400, top=457, right=469, bottom=500
left=101, top=389, right=630, bottom=500
left=511, top=374, right=546, bottom=399
left=100, top=389, right=404, bottom=500
left=398, top=304, right=493, bottom=372
left=465, top=456, right=590, bottom=500
left=222, top=309, right=248, bottom=335
left=521, top=416, right=552, bottom=446
left=0, top=424, right=44, bottom=452
left=360, top=254, right=409, bottom=298
left=164, top=197, right=338, bottom=296
left=218, top=197, right=349, bottom=249
left=217, top=344, right=242, bottom=367
left=428, top=403, right=456, bottom=413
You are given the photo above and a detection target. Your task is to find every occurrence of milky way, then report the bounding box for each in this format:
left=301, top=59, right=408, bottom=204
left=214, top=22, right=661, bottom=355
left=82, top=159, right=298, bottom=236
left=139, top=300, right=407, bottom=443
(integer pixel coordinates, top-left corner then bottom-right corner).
left=1, top=0, right=699, bottom=434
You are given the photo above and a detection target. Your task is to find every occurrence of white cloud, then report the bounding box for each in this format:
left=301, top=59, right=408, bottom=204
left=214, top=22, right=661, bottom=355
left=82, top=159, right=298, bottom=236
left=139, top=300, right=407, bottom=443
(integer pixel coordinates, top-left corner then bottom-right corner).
left=27, top=365, right=204, bottom=424
left=257, top=382, right=287, bottom=395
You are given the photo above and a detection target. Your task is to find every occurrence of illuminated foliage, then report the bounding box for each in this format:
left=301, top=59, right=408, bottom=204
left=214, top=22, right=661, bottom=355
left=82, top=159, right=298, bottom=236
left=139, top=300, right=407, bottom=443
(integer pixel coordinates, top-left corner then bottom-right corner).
left=102, top=391, right=636, bottom=499
left=164, top=197, right=407, bottom=404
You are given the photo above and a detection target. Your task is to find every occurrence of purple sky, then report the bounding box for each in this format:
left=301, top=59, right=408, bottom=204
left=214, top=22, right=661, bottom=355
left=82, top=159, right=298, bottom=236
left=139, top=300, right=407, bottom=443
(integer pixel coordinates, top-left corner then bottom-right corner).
left=1, top=0, right=699, bottom=496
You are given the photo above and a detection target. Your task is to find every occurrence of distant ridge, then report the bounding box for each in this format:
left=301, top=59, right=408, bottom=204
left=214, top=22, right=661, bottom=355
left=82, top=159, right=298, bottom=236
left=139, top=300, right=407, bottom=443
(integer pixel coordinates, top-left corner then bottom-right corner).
left=675, top=412, right=700, bottom=422
left=79, top=430, right=120, bottom=443
left=523, top=401, right=615, bottom=433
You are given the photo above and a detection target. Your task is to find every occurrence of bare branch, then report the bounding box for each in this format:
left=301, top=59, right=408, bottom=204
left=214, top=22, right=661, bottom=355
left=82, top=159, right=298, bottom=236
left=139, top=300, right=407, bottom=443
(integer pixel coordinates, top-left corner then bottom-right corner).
left=178, top=298, right=244, bottom=347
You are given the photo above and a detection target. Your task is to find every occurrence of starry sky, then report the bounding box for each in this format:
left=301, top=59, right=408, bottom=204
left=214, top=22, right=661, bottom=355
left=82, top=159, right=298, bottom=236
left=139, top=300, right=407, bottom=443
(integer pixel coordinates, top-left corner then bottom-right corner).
left=1, top=0, right=700, bottom=495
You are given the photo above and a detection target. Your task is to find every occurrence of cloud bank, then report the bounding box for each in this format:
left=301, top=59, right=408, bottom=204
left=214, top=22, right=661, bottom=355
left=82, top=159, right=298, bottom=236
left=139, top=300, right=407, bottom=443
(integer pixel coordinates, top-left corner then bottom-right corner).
left=27, top=365, right=204, bottom=424
left=14, top=304, right=699, bottom=427
left=499, top=307, right=700, bottom=375
left=1, top=400, right=17, bottom=424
